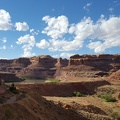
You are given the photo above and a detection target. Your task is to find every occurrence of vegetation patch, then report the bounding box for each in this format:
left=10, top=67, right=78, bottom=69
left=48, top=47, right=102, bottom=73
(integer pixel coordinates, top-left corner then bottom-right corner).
left=111, top=112, right=120, bottom=120
left=18, top=76, right=45, bottom=80
left=9, top=83, right=19, bottom=94
left=97, top=91, right=117, bottom=102
left=102, top=95, right=116, bottom=102
left=73, top=91, right=85, bottom=97
left=46, top=78, right=60, bottom=83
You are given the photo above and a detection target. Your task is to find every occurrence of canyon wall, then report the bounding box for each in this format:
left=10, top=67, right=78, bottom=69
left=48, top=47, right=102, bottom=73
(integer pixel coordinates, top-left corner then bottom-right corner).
left=0, top=54, right=120, bottom=81
left=57, top=54, right=120, bottom=80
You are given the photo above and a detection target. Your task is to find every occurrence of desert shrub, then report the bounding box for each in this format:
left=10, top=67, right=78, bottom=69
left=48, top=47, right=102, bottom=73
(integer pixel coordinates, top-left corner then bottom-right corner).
left=73, top=91, right=84, bottom=97
left=111, top=112, right=120, bottom=120
left=105, top=89, right=115, bottom=94
left=97, top=88, right=117, bottom=102
left=103, top=95, right=116, bottom=102
left=98, top=94, right=116, bottom=102
left=9, top=83, right=19, bottom=94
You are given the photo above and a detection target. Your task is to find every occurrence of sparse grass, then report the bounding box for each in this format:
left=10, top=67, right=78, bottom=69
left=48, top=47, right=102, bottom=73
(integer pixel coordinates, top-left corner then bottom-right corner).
left=18, top=76, right=45, bottom=80
left=97, top=87, right=117, bottom=102
left=103, top=95, right=117, bottom=102
left=111, top=112, right=120, bottom=120
left=46, top=78, right=60, bottom=83
left=73, top=91, right=85, bottom=97
left=97, top=93, right=117, bottom=102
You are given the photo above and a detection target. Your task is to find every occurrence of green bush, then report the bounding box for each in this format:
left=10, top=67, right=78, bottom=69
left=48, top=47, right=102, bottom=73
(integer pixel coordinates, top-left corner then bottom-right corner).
left=111, top=112, right=120, bottom=120
left=104, top=95, right=117, bottom=102
left=73, top=91, right=84, bottom=97
left=98, top=94, right=117, bottom=102
left=9, top=83, right=19, bottom=94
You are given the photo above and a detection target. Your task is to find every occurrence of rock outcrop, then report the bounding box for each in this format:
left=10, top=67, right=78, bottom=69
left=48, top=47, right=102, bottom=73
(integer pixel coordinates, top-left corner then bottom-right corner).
left=56, top=54, right=120, bottom=80
left=12, top=58, right=31, bottom=67
left=69, top=54, right=120, bottom=72
left=17, top=55, right=68, bottom=79
left=0, top=72, right=22, bottom=82
left=108, top=70, right=120, bottom=81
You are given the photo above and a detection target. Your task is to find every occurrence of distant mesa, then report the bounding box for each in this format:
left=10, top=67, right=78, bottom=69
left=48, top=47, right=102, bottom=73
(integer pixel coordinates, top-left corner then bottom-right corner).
left=0, top=54, right=119, bottom=82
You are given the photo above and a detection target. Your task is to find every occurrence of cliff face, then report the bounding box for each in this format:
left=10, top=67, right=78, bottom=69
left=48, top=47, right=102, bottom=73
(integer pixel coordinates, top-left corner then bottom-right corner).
left=69, top=54, right=120, bottom=71
left=0, top=54, right=120, bottom=81
left=12, top=58, right=31, bottom=67
left=17, top=55, right=68, bottom=79
left=56, top=54, right=120, bottom=81
left=69, top=54, right=120, bottom=65
left=0, top=55, right=68, bottom=80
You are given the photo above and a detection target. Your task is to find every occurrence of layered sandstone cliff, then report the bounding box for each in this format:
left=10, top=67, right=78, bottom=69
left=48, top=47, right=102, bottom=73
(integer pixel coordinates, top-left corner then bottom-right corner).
left=0, top=54, right=120, bottom=81
left=69, top=54, right=120, bottom=71
left=56, top=54, right=120, bottom=81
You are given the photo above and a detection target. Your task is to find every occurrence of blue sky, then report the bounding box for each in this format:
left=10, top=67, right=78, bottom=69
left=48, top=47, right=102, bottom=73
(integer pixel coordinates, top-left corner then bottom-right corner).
left=0, top=0, right=120, bottom=59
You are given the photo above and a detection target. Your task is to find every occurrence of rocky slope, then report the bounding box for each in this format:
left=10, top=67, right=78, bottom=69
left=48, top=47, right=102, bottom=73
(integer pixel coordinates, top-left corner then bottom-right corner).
left=16, top=80, right=110, bottom=96
left=108, top=70, right=120, bottom=81
left=0, top=81, right=112, bottom=120
left=0, top=89, right=88, bottom=120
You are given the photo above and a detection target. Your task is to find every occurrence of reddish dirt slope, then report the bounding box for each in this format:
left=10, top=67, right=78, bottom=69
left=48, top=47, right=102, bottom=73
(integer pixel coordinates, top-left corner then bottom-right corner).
left=16, top=80, right=110, bottom=96
left=108, top=70, right=120, bottom=81
left=0, top=92, right=87, bottom=120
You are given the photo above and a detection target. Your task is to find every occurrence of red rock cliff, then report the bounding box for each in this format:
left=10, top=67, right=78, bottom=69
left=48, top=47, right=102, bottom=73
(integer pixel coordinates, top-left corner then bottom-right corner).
left=69, top=54, right=120, bottom=72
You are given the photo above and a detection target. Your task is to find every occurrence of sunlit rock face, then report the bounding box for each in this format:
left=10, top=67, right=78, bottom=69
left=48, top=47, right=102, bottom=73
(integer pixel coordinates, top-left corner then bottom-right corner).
left=17, top=55, right=68, bottom=79
left=69, top=54, right=120, bottom=72
left=0, top=54, right=120, bottom=80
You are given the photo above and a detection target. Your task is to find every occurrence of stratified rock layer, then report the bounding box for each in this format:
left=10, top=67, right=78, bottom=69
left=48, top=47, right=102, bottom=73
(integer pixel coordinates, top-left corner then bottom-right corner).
left=0, top=54, right=120, bottom=81
left=57, top=54, right=120, bottom=81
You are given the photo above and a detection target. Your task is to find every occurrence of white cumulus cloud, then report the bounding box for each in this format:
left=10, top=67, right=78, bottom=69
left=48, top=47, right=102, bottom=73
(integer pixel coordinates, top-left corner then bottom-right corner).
left=0, top=9, right=12, bottom=30
left=88, top=16, right=120, bottom=53
left=38, top=16, right=95, bottom=52
left=60, top=52, right=74, bottom=58
left=38, top=15, right=120, bottom=55
left=69, top=17, right=96, bottom=42
left=16, top=34, right=35, bottom=57
left=36, top=39, right=50, bottom=49
left=15, top=22, right=29, bottom=31
left=42, top=15, right=69, bottom=39
left=48, top=39, right=83, bottom=51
